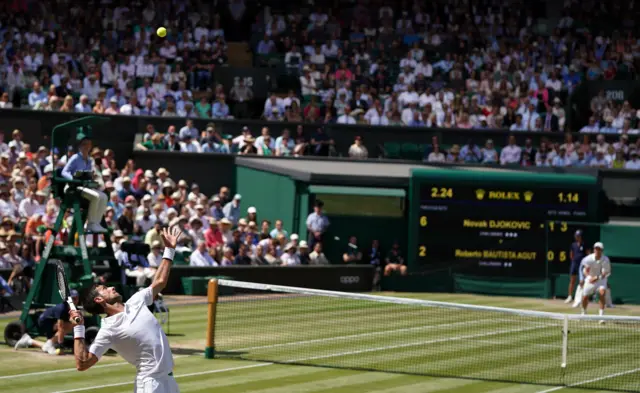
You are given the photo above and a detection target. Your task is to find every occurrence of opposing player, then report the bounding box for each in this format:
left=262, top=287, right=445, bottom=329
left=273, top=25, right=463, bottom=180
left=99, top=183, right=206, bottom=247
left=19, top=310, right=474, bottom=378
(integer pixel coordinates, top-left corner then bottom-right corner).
left=580, top=242, right=611, bottom=319
left=70, top=226, right=181, bottom=393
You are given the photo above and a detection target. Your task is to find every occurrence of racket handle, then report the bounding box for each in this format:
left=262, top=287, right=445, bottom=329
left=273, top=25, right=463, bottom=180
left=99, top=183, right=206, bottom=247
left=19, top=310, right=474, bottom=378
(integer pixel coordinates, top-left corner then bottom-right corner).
left=68, top=300, right=82, bottom=324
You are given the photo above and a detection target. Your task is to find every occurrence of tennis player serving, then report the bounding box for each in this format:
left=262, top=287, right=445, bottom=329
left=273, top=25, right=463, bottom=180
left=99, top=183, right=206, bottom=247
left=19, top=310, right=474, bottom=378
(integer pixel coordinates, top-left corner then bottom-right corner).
left=70, top=226, right=181, bottom=393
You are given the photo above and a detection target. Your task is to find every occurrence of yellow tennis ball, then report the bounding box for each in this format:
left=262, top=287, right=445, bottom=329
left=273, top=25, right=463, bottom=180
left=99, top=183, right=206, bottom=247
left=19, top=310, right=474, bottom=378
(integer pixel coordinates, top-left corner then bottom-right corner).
left=157, top=27, right=167, bottom=38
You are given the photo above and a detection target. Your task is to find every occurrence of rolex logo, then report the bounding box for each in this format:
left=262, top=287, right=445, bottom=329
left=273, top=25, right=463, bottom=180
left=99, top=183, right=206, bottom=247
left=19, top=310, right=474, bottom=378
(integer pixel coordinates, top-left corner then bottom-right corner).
left=524, top=191, right=534, bottom=203
left=476, top=189, right=486, bottom=200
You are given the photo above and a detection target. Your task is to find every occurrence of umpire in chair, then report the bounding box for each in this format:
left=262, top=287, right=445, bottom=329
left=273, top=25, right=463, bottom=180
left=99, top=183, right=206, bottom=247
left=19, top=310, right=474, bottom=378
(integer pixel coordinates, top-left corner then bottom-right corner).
left=60, top=132, right=108, bottom=233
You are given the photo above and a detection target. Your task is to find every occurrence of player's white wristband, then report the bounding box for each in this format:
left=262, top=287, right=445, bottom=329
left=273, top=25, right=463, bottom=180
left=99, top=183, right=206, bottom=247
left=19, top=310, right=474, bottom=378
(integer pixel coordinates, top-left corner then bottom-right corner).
left=74, top=325, right=85, bottom=339
left=163, top=248, right=176, bottom=261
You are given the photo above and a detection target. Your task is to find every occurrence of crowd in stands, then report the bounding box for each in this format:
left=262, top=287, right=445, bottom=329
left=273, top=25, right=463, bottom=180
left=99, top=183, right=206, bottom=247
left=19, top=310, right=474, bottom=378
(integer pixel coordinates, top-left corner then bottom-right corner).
left=2, top=0, right=640, bottom=168
left=5, top=0, right=640, bottom=297
left=424, top=133, right=640, bottom=169
left=0, top=0, right=637, bottom=133
left=0, top=0, right=230, bottom=115
left=135, top=120, right=344, bottom=157
left=252, top=0, right=638, bottom=131
left=0, top=125, right=407, bottom=295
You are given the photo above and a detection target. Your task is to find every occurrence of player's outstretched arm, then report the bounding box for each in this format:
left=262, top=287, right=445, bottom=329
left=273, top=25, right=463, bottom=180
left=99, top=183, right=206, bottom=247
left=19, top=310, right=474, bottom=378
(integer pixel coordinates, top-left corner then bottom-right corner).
left=69, top=310, right=99, bottom=371
left=151, top=226, right=181, bottom=298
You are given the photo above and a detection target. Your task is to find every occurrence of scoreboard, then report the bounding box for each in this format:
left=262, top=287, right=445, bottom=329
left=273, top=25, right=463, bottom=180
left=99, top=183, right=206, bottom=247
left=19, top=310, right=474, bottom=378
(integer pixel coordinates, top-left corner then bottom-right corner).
left=409, top=169, right=603, bottom=277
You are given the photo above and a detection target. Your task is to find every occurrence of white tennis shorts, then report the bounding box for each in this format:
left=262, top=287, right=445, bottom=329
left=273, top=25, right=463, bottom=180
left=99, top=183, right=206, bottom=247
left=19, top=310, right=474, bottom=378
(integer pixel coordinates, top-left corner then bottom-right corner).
left=583, top=278, right=607, bottom=297
left=134, top=374, right=179, bottom=393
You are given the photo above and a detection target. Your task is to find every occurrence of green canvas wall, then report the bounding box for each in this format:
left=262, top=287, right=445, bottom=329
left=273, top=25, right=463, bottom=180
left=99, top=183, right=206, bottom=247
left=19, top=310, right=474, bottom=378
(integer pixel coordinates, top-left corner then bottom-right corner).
left=235, top=166, right=298, bottom=235
left=320, top=216, right=407, bottom=265
left=600, top=224, right=640, bottom=258
left=305, top=187, right=407, bottom=265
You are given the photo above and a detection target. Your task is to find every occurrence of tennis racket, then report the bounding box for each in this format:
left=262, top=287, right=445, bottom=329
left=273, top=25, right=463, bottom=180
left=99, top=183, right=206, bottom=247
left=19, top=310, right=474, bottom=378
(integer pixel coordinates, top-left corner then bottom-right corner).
left=54, top=260, right=82, bottom=324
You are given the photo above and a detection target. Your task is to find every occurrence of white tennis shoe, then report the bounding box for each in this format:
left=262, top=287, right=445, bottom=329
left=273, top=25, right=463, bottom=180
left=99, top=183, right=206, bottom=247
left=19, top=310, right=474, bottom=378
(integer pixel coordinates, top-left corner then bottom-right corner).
left=14, top=333, right=33, bottom=350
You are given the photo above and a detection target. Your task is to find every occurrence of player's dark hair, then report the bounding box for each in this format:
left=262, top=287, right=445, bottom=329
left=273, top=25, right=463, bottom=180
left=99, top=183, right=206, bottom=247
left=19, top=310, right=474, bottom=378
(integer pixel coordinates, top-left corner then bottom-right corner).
left=82, top=285, right=105, bottom=315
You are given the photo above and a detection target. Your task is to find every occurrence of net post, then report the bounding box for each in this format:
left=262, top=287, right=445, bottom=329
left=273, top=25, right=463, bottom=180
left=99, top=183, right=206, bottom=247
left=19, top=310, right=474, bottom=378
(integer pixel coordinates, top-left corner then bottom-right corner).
left=204, top=278, right=219, bottom=359
left=561, top=314, right=568, bottom=368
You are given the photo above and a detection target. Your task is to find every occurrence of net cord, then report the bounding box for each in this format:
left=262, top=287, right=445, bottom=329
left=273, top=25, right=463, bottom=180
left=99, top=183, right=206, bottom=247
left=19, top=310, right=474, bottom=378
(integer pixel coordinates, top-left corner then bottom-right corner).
left=217, top=279, right=640, bottom=323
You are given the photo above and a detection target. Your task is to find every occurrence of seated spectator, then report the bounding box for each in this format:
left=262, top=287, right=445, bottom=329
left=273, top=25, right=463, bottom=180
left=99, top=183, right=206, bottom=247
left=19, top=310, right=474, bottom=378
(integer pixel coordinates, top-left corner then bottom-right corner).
left=189, top=241, right=218, bottom=266
left=446, top=145, right=463, bottom=163
left=147, top=241, right=164, bottom=267
left=0, top=92, right=13, bottom=109
left=348, top=136, right=368, bottom=159
left=205, top=218, right=224, bottom=250
left=342, top=236, right=362, bottom=264
left=180, top=135, right=202, bottom=153
left=220, top=247, right=235, bottom=266
left=590, top=150, right=610, bottom=168
left=625, top=152, right=640, bottom=170
left=580, top=117, right=601, bottom=133
left=234, top=244, right=252, bottom=265
left=384, top=241, right=406, bottom=276
left=481, top=140, right=498, bottom=164
left=281, top=242, right=301, bottom=265
left=460, top=140, right=482, bottom=163
left=552, top=147, right=572, bottom=167
left=309, top=242, right=329, bottom=265
left=500, top=136, right=522, bottom=166
left=298, top=241, right=310, bottom=265
left=28, top=81, right=47, bottom=109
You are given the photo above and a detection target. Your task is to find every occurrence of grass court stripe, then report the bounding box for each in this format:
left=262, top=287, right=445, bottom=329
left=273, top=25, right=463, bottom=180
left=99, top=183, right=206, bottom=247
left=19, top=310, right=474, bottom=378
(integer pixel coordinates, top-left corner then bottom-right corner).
left=51, top=363, right=274, bottom=393
left=0, top=355, right=190, bottom=379
left=534, top=367, right=640, bottom=393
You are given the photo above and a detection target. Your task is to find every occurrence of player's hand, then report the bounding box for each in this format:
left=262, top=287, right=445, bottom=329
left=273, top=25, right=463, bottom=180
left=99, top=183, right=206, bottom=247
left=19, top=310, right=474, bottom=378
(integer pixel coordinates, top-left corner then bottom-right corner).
left=69, top=310, right=84, bottom=325
left=162, top=226, right=182, bottom=249
left=588, top=276, right=598, bottom=283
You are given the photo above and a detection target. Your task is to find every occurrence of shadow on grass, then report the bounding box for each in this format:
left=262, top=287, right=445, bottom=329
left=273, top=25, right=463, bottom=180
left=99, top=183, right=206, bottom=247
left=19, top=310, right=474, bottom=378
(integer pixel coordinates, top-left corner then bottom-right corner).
left=170, top=347, right=250, bottom=357
left=171, top=347, right=205, bottom=356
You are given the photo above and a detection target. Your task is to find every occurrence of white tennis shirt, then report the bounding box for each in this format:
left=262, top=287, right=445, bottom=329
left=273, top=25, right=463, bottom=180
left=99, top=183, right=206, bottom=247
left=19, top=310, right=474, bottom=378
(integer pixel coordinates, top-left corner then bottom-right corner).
left=580, top=253, right=611, bottom=279
left=89, top=287, right=174, bottom=378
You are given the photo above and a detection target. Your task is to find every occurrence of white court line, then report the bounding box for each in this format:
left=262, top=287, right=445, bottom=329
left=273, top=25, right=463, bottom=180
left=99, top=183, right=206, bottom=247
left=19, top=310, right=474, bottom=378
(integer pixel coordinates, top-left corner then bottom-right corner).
left=51, top=363, right=273, bottom=393
left=534, top=367, right=640, bottom=393
left=0, top=355, right=191, bottom=380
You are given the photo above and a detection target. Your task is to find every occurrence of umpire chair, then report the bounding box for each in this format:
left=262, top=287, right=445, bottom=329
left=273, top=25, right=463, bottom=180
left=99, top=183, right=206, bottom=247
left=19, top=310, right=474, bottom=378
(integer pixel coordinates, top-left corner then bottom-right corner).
left=4, top=117, right=114, bottom=347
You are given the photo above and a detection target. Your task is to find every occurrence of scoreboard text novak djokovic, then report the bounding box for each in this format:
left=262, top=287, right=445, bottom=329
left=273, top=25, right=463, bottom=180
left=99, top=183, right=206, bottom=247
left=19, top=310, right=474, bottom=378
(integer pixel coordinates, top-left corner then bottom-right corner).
left=410, top=170, right=601, bottom=277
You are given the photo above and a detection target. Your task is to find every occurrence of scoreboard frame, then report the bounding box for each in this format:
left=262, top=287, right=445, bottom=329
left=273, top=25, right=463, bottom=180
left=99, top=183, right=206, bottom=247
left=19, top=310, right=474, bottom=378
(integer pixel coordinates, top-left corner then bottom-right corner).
left=408, top=168, right=603, bottom=278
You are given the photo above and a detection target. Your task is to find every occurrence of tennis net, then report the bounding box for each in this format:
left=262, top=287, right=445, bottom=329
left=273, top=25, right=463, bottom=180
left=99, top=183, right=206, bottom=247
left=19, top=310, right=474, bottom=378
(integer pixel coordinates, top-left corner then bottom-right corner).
left=212, top=279, right=640, bottom=392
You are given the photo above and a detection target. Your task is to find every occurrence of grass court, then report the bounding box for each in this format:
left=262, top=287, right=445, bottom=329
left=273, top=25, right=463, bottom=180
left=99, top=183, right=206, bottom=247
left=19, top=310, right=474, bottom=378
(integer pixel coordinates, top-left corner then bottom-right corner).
left=1, top=292, right=639, bottom=393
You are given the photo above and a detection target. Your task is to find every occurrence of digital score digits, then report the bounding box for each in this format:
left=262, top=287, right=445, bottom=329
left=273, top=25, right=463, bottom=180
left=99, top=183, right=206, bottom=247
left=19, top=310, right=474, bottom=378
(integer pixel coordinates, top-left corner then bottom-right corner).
left=415, top=184, right=592, bottom=277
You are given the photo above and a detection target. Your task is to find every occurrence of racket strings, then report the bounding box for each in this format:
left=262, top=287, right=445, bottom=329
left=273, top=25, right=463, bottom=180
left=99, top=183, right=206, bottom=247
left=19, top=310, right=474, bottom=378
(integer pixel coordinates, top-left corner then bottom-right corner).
left=56, top=264, right=70, bottom=299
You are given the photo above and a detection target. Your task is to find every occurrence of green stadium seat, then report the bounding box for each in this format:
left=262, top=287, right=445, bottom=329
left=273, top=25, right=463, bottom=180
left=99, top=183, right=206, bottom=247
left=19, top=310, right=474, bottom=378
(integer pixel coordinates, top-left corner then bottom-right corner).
left=383, top=142, right=402, bottom=159
left=401, top=143, right=421, bottom=160
left=173, top=251, right=192, bottom=266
